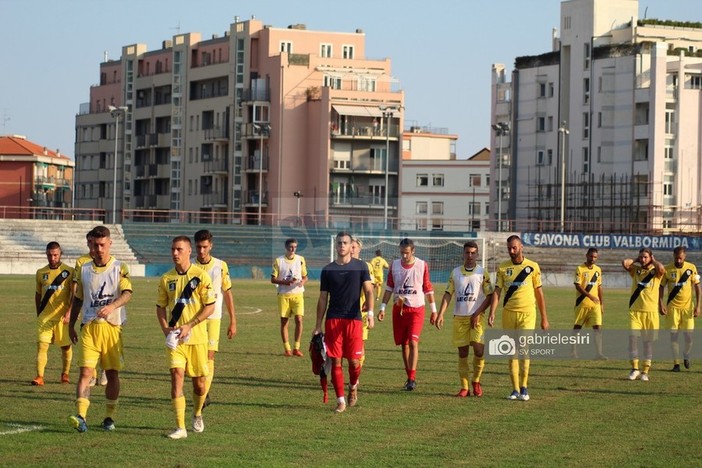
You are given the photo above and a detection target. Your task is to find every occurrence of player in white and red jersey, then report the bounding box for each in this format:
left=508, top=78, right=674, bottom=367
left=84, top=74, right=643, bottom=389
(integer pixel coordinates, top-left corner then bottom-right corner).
left=377, top=238, right=435, bottom=391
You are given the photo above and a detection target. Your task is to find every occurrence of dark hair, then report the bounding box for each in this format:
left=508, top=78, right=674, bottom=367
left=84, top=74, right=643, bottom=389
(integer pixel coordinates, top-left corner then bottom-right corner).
left=587, top=247, right=598, bottom=255
left=285, top=238, right=298, bottom=247
left=194, top=230, right=213, bottom=242
left=464, top=240, right=479, bottom=250
left=674, top=246, right=686, bottom=255
left=639, top=247, right=653, bottom=256
left=172, top=235, right=192, bottom=246
left=375, top=249, right=382, bottom=256
left=506, top=235, right=521, bottom=244
left=46, top=241, right=61, bottom=251
left=336, top=231, right=352, bottom=241
left=399, top=238, right=414, bottom=249
left=91, top=225, right=111, bottom=239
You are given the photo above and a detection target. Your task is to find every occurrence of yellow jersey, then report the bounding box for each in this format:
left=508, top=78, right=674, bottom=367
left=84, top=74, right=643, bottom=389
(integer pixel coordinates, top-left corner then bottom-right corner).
left=195, top=257, right=232, bottom=320
left=662, top=261, right=700, bottom=309
left=370, top=255, right=389, bottom=282
left=628, top=264, right=663, bottom=312
left=35, top=262, right=74, bottom=324
left=573, top=263, right=602, bottom=307
left=496, top=258, right=542, bottom=314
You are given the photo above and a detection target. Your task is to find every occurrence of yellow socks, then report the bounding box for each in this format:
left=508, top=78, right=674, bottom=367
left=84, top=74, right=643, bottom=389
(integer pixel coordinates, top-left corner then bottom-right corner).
left=472, top=356, right=485, bottom=383
left=509, top=359, right=519, bottom=391
left=36, top=342, right=49, bottom=377
left=193, top=392, right=206, bottom=417
left=61, top=346, right=73, bottom=375
left=630, top=358, right=639, bottom=370
left=520, top=359, right=530, bottom=388
left=76, top=397, right=90, bottom=419
left=173, top=396, right=186, bottom=429
left=458, top=357, right=470, bottom=389
left=642, top=360, right=651, bottom=374
left=205, top=359, right=215, bottom=395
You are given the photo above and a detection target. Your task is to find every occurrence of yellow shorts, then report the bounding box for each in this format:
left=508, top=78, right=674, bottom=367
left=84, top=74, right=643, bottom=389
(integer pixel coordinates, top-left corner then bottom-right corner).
left=278, top=294, right=305, bottom=318
left=373, top=276, right=384, bottom=286
left=452, top=315, right=486, bottom=347
left=206, top=318, right=221, bottom=352
left=574, top=305, right=602, bottom=328
left=502, top=311, right=536, bottom=330
left=629, top=309, right=659, bottom=340
left=78, top=321, right=123, bottom=371
left=37, top=318, right=71, bottom=347
left=666, top=306, right=695, bottom=331
left=167, top=343, right=209, bottom=377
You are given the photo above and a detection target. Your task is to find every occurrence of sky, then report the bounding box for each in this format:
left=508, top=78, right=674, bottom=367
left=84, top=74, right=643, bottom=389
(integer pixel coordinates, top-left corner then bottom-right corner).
left=0, top=0, right=699, bottom=160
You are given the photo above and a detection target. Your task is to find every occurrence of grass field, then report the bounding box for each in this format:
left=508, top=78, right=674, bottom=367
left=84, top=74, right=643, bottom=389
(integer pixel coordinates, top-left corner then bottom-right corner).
left=2, top=275, right=702, bottom=467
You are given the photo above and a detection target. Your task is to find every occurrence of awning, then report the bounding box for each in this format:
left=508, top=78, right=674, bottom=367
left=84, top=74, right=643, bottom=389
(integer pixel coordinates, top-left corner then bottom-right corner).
left=332, top=104, right=384, bottom=118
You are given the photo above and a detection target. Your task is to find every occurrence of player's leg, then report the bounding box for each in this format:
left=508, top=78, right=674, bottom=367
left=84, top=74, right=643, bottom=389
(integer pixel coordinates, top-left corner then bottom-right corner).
left=292, top=310, right=304, bottom=357
left=55, top=320, right=72, bottom=383
left=33, top=322, right=52, bottom=385
left=668, top=308, right=681, bottom=371
left=190, top=345, right=208, bottom=434
left=502, top=312, right=520, bottom=399
left=453, top=317, right=471, bottom=397
left=347, top=321, right=364, bottom=407
left=324, top=319, right=347, bottom=412
left=628, top=311, right=642, bottom=380
left=69, top=323, right=98, bottom=432
left=204, top=319, right=220, bottom=403
left=279, top=295, right=292, bottom=356
left=682, top=308, right=694, bottom=369
left=168, top=365, right=187, bottom=439
left=470, top=316, right=486, bottom=397
left=101, top=324, right=123, bottom=431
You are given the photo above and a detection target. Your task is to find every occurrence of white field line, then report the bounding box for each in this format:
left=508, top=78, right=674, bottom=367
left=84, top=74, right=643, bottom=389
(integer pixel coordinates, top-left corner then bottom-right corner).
left=0, top=424, right=45, bottom=436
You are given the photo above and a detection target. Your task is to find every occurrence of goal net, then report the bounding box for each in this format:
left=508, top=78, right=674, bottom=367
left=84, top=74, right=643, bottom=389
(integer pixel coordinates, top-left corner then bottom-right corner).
left=330, top=236, right=486, bottom=285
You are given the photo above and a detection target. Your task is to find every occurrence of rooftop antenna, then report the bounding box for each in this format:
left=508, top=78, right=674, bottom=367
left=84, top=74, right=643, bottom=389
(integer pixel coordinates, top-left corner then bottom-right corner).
left=1, top=111, right=10, bottom=131
left=171, top=20, right=181, bottom=35
left=103, top=50, right=108, bottom=62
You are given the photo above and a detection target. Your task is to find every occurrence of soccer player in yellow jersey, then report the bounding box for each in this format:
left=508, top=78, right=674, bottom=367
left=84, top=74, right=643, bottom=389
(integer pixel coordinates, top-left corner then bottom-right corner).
left=659, top=246, right=701, bottom=372
left=351, top=237, right=374, bottom=368
left=68, top=226, right=132, bottom=433
left=33, top=242, right=74, bottom=386
left=434, top=241, right=493, bottom=397
left=194, top=230, right=237, bottom=408
left=157, top=236, right=216, bottom=440
left=572, top=248, right=607, bottom=359
left=488, top=235, right=549, bottom=401
left=271, top=238, right=308, bottom=356
left=72, top=231, right=104, bottom=387
left=370, top=250, right=389, bottom=300
left=622, top=248, right=665, bottom=381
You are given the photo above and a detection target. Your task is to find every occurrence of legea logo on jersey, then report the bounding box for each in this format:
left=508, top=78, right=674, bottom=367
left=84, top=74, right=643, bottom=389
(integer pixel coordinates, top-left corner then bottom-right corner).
left=397, top=276, right=418, bottom=295
left=90, top=282, right=115, bottom=307
left=456, top=283, right=475, bottom=303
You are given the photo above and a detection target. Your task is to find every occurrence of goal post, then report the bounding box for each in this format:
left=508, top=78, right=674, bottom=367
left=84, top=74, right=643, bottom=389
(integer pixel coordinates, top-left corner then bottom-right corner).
left=329, top=235, right=487, bottom=285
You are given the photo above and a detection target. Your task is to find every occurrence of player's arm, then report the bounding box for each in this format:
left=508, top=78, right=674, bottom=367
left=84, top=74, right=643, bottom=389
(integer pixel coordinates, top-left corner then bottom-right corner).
left=314, top=290, right=329, bottom=334
left=156, top=305, right=171, bottom=336
left=377, top=289, right=392, bottom=322
left=622, top=258, right=635, bottom=272
left=598, top=284, right=604, bottom=315
left=35, top=292, right=41, bottom=316
left=658, top=283, right=667, bottom=316
left=694, top=280, right=701, bottom=318
left=362, top=280, right=375, bottom=330
left=68, top=295, right=83, bottom=344
left=471, top=293, right=494, bottom=328
left=574, top=282, right=599, bottom=304
left=488, top=286, right=501, bottom=327
left=178, top=302, right=215, bottom=338
left=423, top=263, right=437, bottom=316
left=223, top=288, right=237, bottom=339
left=435, top=291, right=452, bottom=330
left=535, top=286, right=549, bottom=330
left=96, top=290, right=133, bottom=319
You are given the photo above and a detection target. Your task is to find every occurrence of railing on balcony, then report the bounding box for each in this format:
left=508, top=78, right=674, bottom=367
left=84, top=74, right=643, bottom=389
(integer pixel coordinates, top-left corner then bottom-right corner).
left=35, top=176, right=70, bottom=186
left=244, top=190, right=268, bottom=205
left=204, top=126, right=229, bottom=140
left=246, top=155, right=268, bottom=172
left=202, top=192, right=228, bottom=206
left=330, top=126, right=400, bottom=138
left=242, top=87, right=270, bottom=102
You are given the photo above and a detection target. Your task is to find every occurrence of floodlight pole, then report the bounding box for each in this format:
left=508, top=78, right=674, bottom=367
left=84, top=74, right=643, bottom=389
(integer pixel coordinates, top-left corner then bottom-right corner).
left=380, top=105, right=399, bottom=231
left=109, top=105, right=128, bottom=225
left=492, top=122, right=509, bottom=232
left=558, top=121, right=570, bottom=233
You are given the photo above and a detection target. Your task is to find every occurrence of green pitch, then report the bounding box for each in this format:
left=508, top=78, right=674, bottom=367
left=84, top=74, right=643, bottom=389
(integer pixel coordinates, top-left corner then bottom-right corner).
left=2, top=276, right=702, bottom=466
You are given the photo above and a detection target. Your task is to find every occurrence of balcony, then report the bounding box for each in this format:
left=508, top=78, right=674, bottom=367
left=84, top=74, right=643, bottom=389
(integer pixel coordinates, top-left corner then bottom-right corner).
left=204, top=126, right=229, bottom=141
left=203, top=158, right=228, bottom=174
left=244, top=190, right=268, bottom=206
left=245, top=155, right=268, bottom=172
left=242, top=87, right=270, bottom=102
left=202, top=192, right=228, bottom=206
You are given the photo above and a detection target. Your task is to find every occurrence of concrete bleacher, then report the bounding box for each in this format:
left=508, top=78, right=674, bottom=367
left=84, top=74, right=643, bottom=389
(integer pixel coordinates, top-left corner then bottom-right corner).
left=0, top=219, right=142, bottom=275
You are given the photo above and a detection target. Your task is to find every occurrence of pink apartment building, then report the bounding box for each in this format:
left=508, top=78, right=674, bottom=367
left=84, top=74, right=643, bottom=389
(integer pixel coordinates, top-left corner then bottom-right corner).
left=75, top=18, right=404, bottom=228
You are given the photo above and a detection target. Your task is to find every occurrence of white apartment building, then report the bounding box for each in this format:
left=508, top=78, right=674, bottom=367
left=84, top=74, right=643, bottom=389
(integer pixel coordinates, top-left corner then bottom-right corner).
left=491, top=0, right=702, bottom=233
left=399, top=127, right=490, bottom=232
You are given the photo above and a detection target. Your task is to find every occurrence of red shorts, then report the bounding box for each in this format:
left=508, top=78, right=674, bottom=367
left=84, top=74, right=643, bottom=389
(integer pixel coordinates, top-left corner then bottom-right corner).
left=392, top=304, right=425, bottom=345
left=324, top=318, right=364, bottom=360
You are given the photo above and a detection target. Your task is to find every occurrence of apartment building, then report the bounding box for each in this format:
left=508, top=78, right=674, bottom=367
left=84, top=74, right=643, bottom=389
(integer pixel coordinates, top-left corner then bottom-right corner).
left=75, top=18, right=403, bottom=227
left=0, top=135, right=74, bottom=217
left=491, top=0, right=702, bottom=233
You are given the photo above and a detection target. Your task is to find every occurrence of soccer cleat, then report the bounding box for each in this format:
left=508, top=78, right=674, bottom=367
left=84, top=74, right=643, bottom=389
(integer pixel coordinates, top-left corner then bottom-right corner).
left=455, top=389, right=469, bottom=398
left=283, top=350, right=292, bottom=357
left=102, top=417, right=115, bottom=431
left=89, top=376, right=97, bottom=387
left=167, top=428, right=188, bottom=439
left=518, top=387, right=530, bottom=401
left=403, top=380, right=417, bottom=391
left=292, top=349, right=304, bottom=357
left=334, top=402, right=346, bottom=413
left=595, top=354, right=609, bottom=361
left=60, top=373, right=70, bottom=384
left=31, top=376, right=44, bottom=386
left=684, top=359, right=691, bottom=369
left=671, top=364, right=681, bottom=372
left=628, top=369, right=641, bottom=381
left=69, top=415, right=88, bottom=433
left=640, top=373, right=650, bottom=382
left=507, top=390, right=520, bottom=400
left=202, top=393, right=211, bottom=409
left=100, top=370, right=108, bottom=386
left=192, top=415, right=204, bottom=433
left=472, top=382, right=483, bottom=398
left=348, top=385, right=358, bottom=407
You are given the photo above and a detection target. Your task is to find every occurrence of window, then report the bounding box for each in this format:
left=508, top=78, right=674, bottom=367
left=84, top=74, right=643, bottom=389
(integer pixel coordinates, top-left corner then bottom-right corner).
left=416, top=219, right=428, bottom=231
left=583, top=78, right=590, bottom=104
left=663, top=181, right=673, bottom=196
left=537, top=117, right=545, bottom=132
left=432, top=174, right=444, bottom=187
left=432, top=219, right=444, bottom=231
left=416, top=201, right=428, bottom=214
left=664, top=146, right=674, bottom=160
left=333, top=150, right=350, bottom=170
left=342, top=45, right=354, bottom=59
left=320, top=43, right=332, bottom=58
left=468, top=202, right=480, bottom=216
left=432, top=202, right=444, bottom=215
left=548, top=116, right=554, bottom=132
left=323, top=75, right=342, bottom=89
left=547, top=149, right=553, bottom=165
left=665, top=110, right=675, bottom=133
left=469, top=174, right=481, bottom=187
left=416, top=174, right=428, bottom=187
left=358, top=77, right=376, bottom=92
left=280, top=41, right=293, bottom=53
left=370, top=147, right=386, bottom=171
left=549, top=82, right=555, bottom=97
left=369, top=185, right=384, bottom=204
left=584, top=43, right=590, bottom=70
left=582, top=148, right=589, bottom=173
left=688, top=74, right=702, bottom=89
left=538, top=83, right=547, bottom=97
left=583, top=112, right=589, bottom=139
left=537, top=150, right=545, bottom=166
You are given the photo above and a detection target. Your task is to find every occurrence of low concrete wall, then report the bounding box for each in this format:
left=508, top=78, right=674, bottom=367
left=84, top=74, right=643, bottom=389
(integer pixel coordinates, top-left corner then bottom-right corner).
left=0, top=259, right=146, bottom=277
